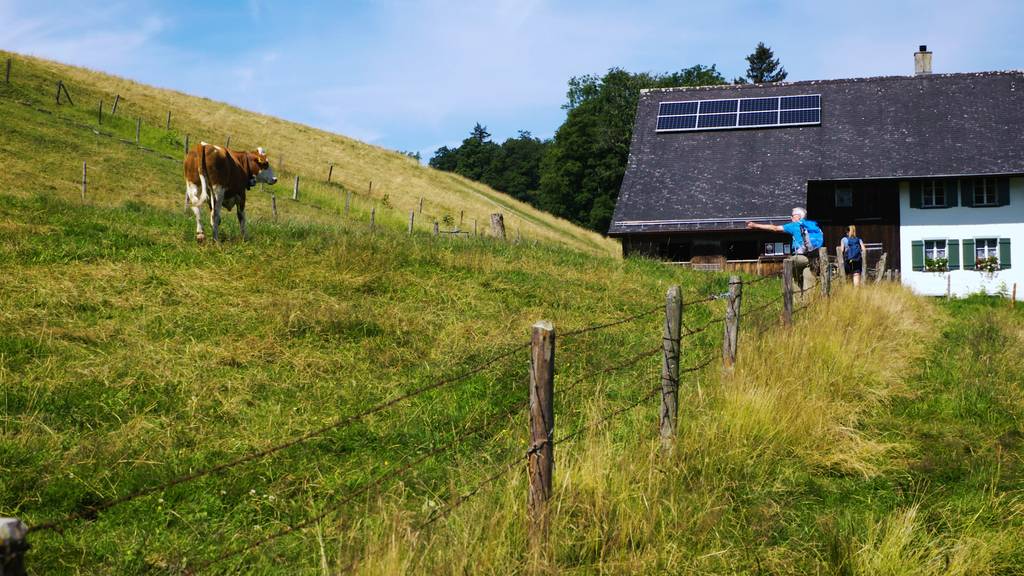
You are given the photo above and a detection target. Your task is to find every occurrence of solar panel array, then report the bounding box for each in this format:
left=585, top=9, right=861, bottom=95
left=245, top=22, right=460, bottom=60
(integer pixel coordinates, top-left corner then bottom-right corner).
left=656, top=94, right=821, bottom=132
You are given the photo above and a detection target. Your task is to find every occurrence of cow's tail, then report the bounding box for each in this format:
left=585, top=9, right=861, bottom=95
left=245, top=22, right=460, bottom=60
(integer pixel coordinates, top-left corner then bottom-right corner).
left=199, top=142, right=212, bottom=210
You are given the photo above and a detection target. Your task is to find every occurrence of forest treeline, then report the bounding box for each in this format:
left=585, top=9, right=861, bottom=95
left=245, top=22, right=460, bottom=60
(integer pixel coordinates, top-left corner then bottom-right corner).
left=428, top=43, right=786, bottom=234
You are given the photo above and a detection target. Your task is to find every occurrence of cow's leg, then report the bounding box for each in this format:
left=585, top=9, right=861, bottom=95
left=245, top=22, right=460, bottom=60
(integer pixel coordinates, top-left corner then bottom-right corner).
left=186, top=181, right=205, bottom=243
left=237, top=195, right=248, bottom=241
left=210, top=186, right=224, bottom=242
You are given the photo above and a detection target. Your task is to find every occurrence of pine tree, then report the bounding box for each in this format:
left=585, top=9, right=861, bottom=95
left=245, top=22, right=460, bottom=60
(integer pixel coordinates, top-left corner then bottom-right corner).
left=744, top=42, right=787, bottom=83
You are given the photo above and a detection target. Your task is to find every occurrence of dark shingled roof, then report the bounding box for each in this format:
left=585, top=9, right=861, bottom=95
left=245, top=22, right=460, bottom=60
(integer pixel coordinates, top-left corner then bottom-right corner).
left=609, top=71, right=1024, bottom=235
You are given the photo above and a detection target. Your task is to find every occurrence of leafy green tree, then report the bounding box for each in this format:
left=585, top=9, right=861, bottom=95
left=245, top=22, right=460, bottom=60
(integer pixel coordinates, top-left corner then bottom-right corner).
left=428, top=145, right=459, bottom=171
left=744, top=42, right=787, bottom=83
left=537, top=65, right=726, bottom=232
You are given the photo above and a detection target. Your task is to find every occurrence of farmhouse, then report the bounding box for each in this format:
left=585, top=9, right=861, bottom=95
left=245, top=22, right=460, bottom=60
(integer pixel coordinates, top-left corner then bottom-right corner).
left=609, top=47, right=1024, bottom=299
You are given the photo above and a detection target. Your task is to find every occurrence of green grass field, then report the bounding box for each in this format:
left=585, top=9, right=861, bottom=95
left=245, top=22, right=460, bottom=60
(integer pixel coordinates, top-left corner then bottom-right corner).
left=2, top=52, right=1023, bottom=575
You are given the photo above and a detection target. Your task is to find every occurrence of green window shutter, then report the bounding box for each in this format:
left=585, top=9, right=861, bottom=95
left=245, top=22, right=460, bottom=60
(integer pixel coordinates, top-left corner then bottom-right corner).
left=999, top=238, right=1011, bottom=269
left=945, top=179, right=959, bottom=207
left=911, top=240, right=924, bottom=271
left=963, top=239, right=976, bottom=270
left=961, top=179, right=975, bottom=207
left=997, top=178, right=1010, bottom=207
left=947, top=239, right=960, bottom=270
left=909, top=181, right=922, bottom=208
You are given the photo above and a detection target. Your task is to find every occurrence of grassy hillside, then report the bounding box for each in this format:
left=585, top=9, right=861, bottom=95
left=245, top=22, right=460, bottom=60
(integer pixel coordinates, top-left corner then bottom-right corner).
left=2, top=51, right=1023, bottom=575
left=0, top=51, right=616, bottom=256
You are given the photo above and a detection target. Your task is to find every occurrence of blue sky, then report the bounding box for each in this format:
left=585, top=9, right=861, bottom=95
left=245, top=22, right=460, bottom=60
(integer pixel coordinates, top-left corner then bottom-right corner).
left=2, top=1, right=1021, bottom=160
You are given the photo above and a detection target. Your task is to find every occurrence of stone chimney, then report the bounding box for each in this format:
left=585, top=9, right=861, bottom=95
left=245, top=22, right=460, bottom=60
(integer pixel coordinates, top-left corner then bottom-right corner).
left=914, top=45, right=932, bottom=75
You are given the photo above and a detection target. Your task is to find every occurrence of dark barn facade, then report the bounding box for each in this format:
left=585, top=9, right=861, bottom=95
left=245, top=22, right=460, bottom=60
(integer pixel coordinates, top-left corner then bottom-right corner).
left=608, top=51, right=1024, bottom=275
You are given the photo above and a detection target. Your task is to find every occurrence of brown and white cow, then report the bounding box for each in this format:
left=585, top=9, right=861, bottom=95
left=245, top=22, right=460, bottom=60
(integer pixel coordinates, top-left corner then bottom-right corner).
left=183, top=143, right=277, bottom=242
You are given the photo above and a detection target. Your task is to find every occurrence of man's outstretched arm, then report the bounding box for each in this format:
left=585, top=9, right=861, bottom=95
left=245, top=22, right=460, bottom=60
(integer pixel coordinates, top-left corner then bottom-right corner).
left=746, top=221, right=784, bottom=232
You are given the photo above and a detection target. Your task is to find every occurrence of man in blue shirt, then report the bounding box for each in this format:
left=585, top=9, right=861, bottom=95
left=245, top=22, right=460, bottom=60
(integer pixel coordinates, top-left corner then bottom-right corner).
left=746, top=207, right=819, bottom=294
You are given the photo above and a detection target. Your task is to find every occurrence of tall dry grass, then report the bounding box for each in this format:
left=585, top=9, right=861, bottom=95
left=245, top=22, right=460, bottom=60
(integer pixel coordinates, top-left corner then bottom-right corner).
left=344, top=284, right=949, bottom=574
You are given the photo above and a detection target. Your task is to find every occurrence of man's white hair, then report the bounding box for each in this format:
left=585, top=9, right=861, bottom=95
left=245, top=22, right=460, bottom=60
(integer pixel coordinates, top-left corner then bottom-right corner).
left=792, top=207, right=807, bottom=219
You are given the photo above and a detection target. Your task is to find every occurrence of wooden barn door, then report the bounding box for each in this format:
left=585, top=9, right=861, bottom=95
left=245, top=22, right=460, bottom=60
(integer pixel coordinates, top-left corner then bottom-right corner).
left=809, top=180, right=900, bottom=272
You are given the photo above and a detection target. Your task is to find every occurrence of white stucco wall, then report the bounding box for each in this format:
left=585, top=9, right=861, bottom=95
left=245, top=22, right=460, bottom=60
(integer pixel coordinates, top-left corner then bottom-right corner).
left=899, top=177, right=1024, bottom=300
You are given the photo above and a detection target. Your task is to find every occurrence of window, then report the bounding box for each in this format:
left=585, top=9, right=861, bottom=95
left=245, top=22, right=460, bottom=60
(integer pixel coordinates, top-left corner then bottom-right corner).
left=922, top=180, right=945, bottom=207
left=972, top=178, right=998, bottom=206
left=763, top=242, right=791, bottom=256
left=834, top=184, right=853, bottom=208
left=924, top=239, right=947, bottom=272
left=976, top=238, right=998, bottom=260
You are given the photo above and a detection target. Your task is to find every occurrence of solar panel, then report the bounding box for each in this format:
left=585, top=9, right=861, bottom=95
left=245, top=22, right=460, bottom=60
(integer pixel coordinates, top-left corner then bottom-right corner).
left=656, top=94, right=821, bottom=133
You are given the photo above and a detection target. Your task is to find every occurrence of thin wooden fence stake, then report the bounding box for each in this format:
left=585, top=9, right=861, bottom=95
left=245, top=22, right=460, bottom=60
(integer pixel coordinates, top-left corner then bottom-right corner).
left=135, top=117, right=141, bottom=144
left=368, top=180, right=373, bottom=196
left=723, top=276, right=743, bottom=370
left=165, top=110, right=171, bottom=130
left=874, top=253, right=888, bottom=284
left=98, top=100, right=103, bottom=124
left=111, top=94, right=120, bottom=115
left=1012, top=283, right=1017, bottom=308
left=327, top=164, right=333, bottom=183
left=459, top=210, right=464, bottom=227
left=0, top=517, right=29, bottom=576
left=473, top=219, right=478, bottom=236
left=292, top=175, right=299, bottom=201
left=370, top=207, right=376, bottom=232
left=660, top=286, right=682, bottom=448
left=818, top=247, right=830, bottom=297
left=418, top=197, right=423, bottom=214
left=4, top=58, right=10, bottom=83
left=408, top=210, right=414, bottom=234
left=528, top=320, right=555, bottom=559
left=55, top=80, right=63, bottom=104
left=271, top=193, right=277, bottom=222
left=836, top=246, right=846, bottom=280
left=61, top=82, right=73, bottom=105
left=184, top=134, right=190, bottom=155
left=782, top=258, right=794, bottom=326
left=81, top=161, right=87, bottom=202
left=433, top=221, right=439, bottom=237
left=860, top=251, right=867, bottom=281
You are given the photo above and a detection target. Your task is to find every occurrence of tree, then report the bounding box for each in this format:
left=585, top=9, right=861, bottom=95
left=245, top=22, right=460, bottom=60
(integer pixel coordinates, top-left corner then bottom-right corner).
left=744, top=42, right=787, bottom=83
left=537, top=65, right=726, bottom=233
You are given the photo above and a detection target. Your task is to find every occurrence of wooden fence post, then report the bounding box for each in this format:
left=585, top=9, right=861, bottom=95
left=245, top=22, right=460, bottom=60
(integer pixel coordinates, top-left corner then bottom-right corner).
left=660, top=286, right=682, bottom=447
left=4, top=58, right=10, bottom=83
left=165, top=110, right=171, bottom=130
left=81, top=161, right=87, bottom=202
left=135, top=117, right=141, bottom=144
left=61, top=82, right=73, bottom=105
left=55, top=80, right=63, bottom=104
left=292, top=175, right=299, bottom=200
left=473, top=219, right=478, bottom=236
left=368, top=180, right=373, bottom=196
left=370, top=207, right=376, bottom=232
left=875, top=253, right=888, bottom=284
left=460, top=210, right=464, bottom=227
left=408, top=210, right=415, bottom=234
left=327, top=164, right=333, bottom=183
left=271, top=193, right=277, bottom=222
left=782, top=258, right=794, bottom=326
left=433, top=221, right=439, bottom=237
left=723, top=276, right=743, bottom=370
left=490, top=213, right=506, bottom=240
left=528, top=320, right=555, bottom=557
left=836, top=246, right=846, bottom=280
left=98, top=100, right=103, bottom=124
left=184, top=134, right=189, bottom=155
left=418, top=197, right=423, bottom=214
left=818, top=247, right=830, bottom=296
left=1011, top=283, right=1017, bottom=308
left=111, top=94, right=119, bottom=115
left=0, top=517, right=28, bottom=576
left=861, top=252, right=868, bottom=281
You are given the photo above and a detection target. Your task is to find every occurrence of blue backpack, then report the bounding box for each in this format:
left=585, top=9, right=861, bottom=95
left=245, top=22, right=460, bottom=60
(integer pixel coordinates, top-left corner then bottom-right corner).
left=845, top=235, right=862, bottom=261
left=798, top=219, right=824, bottom=254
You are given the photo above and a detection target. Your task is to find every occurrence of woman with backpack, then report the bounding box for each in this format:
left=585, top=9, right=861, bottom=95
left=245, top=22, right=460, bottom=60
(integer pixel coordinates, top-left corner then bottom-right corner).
left=841, top=225, right=867, bottom=286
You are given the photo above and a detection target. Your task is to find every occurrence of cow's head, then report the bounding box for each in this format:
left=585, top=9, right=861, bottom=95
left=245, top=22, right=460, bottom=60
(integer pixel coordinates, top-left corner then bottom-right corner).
left=250, top=147, right=278, bottom=186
